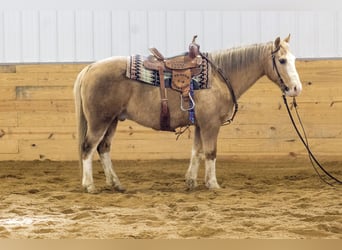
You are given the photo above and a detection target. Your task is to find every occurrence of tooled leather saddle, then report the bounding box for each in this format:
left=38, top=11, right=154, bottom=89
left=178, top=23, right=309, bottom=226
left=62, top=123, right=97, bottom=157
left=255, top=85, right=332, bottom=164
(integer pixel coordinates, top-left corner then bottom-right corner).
left=143, top=35, right=202, bottom=131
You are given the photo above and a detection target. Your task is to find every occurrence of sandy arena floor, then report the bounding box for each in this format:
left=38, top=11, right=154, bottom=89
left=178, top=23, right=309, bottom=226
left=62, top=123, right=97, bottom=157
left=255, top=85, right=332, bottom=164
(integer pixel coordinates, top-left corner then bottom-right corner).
left=0, top=158, right=341, bottom=239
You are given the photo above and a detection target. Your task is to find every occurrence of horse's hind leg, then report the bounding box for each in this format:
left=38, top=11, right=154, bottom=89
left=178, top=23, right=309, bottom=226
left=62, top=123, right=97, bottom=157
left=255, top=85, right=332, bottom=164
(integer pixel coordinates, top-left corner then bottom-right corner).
left=82, top=129, right=108, bottom=193
left=97, top=119, right=125, bottom=192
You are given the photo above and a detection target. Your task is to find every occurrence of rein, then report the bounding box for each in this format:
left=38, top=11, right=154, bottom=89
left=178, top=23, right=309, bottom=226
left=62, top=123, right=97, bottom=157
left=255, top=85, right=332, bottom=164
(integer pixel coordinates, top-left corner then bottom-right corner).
left=272, top=46, right=341, bottom=186
left=200, top=52, right=239, bottom=125
left=282, top=95, right=342, bottom=186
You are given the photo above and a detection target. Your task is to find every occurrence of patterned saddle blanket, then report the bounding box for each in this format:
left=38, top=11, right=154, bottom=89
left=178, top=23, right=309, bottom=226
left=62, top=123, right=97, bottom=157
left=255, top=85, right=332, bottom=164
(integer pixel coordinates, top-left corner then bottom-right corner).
left=126, top=55, right=210, bottom=90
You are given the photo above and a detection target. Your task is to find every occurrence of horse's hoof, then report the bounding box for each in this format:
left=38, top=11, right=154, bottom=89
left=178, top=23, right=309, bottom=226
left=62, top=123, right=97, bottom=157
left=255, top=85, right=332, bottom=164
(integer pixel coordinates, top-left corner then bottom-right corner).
left=115, top=185, right=126, bottom=193
left=84, top=185, right=99, bottom=194
left=185, top=179, right=198, bottom=191
left=205, top=181, right=221, bottom=189
left=104, top=184, right=126, bottom=193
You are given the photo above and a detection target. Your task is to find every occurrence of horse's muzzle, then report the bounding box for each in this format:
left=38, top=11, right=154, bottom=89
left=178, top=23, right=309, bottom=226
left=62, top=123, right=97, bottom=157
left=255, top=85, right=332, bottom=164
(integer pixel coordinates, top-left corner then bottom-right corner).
left=285, top=84, right=302, bottom=97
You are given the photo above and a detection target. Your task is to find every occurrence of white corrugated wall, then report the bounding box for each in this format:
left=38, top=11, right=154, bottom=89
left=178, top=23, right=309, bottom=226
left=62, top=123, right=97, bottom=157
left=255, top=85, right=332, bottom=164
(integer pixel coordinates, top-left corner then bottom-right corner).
left=1, top=0, right=342, bottom=62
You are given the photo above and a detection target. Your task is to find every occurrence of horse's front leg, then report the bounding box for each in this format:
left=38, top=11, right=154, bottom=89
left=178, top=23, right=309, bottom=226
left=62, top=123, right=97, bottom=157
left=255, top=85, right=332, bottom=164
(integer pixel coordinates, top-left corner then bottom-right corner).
left=204, top=156, right=220, bottom=189
left=202, top=125, right=221, bottom=189
left=185, top=126, right=203, bottom=190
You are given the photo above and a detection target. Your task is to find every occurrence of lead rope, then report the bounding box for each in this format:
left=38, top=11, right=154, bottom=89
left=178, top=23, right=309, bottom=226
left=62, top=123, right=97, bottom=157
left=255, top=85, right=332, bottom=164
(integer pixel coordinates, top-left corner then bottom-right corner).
left=282, top=94, right=342, bottom=186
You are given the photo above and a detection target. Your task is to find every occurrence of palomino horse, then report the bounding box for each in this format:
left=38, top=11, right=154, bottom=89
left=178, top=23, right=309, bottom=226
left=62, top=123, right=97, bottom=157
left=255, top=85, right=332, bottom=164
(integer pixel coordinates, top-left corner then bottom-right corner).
left=74, top=35, right=302, bottom=193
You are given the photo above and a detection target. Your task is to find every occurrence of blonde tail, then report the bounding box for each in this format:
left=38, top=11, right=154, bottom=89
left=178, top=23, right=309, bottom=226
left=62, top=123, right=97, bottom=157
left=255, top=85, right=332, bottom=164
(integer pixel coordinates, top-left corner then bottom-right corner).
left=73, top=66, right=90, bottom=166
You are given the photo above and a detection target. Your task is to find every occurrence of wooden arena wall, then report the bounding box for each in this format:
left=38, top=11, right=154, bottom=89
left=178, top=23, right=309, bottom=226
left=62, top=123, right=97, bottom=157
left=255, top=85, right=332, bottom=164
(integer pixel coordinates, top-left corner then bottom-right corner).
left=0, top=60, right=341, bottom=161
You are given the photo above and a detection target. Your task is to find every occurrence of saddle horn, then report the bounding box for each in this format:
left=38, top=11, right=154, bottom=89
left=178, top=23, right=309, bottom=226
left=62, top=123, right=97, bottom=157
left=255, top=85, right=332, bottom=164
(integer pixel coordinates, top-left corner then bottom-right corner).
left=189, top=35, right=200, bottom=59
left=192, top=35, right=198, bottom=43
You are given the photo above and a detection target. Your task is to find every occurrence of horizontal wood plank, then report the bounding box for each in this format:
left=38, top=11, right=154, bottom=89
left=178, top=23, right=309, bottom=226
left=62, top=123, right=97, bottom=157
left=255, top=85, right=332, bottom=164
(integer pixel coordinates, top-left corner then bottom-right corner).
left=0, top=100, right=74, bottom=112
left=0, top=140, right=18, bottom=154
left=15, top=64, right=87, bottom=73
left=18, top=111, right=76, bottom=127
left=0, top=127, right=76, bottom=140
left=0, top=65, right=16, bottom=73
left=0, top=86, right=16, bottom=100
left=0, top=112, right=18, bottom=126
left=0, top=72, right=78, bottom=87
left=16, top=86, right=74, bottom=100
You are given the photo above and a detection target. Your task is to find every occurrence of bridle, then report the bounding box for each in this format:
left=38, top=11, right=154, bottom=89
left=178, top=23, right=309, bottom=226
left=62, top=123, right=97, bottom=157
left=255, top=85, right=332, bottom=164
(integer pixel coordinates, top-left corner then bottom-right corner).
left=271, top=46, right=290, bottom=94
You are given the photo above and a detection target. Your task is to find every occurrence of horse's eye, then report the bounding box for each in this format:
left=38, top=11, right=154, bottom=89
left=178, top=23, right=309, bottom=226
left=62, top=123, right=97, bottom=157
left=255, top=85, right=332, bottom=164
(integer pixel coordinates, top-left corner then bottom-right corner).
left=279, top=58, right=287, bottom=64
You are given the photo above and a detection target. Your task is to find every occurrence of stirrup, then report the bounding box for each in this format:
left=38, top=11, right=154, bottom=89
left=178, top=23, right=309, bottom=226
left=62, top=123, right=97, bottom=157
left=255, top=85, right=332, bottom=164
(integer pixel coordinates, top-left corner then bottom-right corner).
left=180, top=93, right=195, bottom=111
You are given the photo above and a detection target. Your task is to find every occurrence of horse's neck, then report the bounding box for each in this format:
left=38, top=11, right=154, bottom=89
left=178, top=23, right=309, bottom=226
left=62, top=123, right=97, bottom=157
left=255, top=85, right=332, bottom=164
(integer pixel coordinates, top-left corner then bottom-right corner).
left=210, top=43, right=270, bottom=99
left=230, top=62, right=265, bottom=99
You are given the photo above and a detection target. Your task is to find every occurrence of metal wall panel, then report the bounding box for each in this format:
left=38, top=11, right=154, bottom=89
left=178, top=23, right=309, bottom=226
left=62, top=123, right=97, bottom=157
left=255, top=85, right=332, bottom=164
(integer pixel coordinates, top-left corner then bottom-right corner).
left=339, top=11, right=342, bottom=57
left=0, top=9, right=341, bottom=63
left=0, top=12, right=3, bottom=61
left=22, top=10, right=39, bottom=62
left=130, top=11, right=148, bottom=55
left=203, top=11, right=222, bottom=51
left=185, top=11, right=204, bottom=49
left=93, top=10, right=112, bottom=60
left=317, top=12, right=336, bottom=57
left=260, top=12, right=279, bottom=42
left=3, top=11, right=22, bottom=62
left=40, top=11, right=58, bottom=62
left=222, top=11, right=241, bottom=49
left=297, top=12, right=317, bottom=58
left=75, top=10, right=94, bottom=62
left=57, top=11, right=76, bottom=62
left=278, top=12, right=297, bottom=50
left=241, top=11, right=260, bottom=45
left=148, top=11, right=167, bottom=54
left=111, top=11, right=130, bottom=56
left=166, top=11, right=185, bottom=56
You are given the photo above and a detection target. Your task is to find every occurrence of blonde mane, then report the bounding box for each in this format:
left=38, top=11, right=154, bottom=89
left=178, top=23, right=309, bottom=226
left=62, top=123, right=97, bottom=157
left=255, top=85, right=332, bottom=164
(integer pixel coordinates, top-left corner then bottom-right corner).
left=209, top=42, right=273, bottom=74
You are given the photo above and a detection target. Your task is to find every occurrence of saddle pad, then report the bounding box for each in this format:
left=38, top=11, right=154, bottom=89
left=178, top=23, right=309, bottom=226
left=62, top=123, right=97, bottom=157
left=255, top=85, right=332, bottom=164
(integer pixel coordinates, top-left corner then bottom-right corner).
left=126, top=55, right=209, bottom=90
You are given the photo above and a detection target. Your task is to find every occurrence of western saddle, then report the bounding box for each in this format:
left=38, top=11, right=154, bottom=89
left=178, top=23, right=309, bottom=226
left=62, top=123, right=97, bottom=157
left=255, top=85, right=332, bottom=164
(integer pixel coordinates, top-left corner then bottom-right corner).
left=143, top=35, right=202, bottom=131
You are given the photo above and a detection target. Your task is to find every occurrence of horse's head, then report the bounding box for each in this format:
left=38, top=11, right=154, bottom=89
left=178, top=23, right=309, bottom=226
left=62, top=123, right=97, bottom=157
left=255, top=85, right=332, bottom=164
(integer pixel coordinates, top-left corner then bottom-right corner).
left=266, top=35, right=302, bottom=97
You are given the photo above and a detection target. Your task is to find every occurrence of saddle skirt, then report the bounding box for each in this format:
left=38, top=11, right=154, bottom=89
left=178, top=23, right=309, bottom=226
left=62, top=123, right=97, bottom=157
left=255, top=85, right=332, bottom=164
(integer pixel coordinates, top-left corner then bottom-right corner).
left=126, top=54, right=210, bottom=90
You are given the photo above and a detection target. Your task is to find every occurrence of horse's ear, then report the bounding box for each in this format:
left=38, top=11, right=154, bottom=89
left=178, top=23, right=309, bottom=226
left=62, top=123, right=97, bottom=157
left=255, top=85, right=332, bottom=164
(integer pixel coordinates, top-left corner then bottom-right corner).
left=284, top=34, right=291, bottom=43
left=274, top=37, right=281, bottom=49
